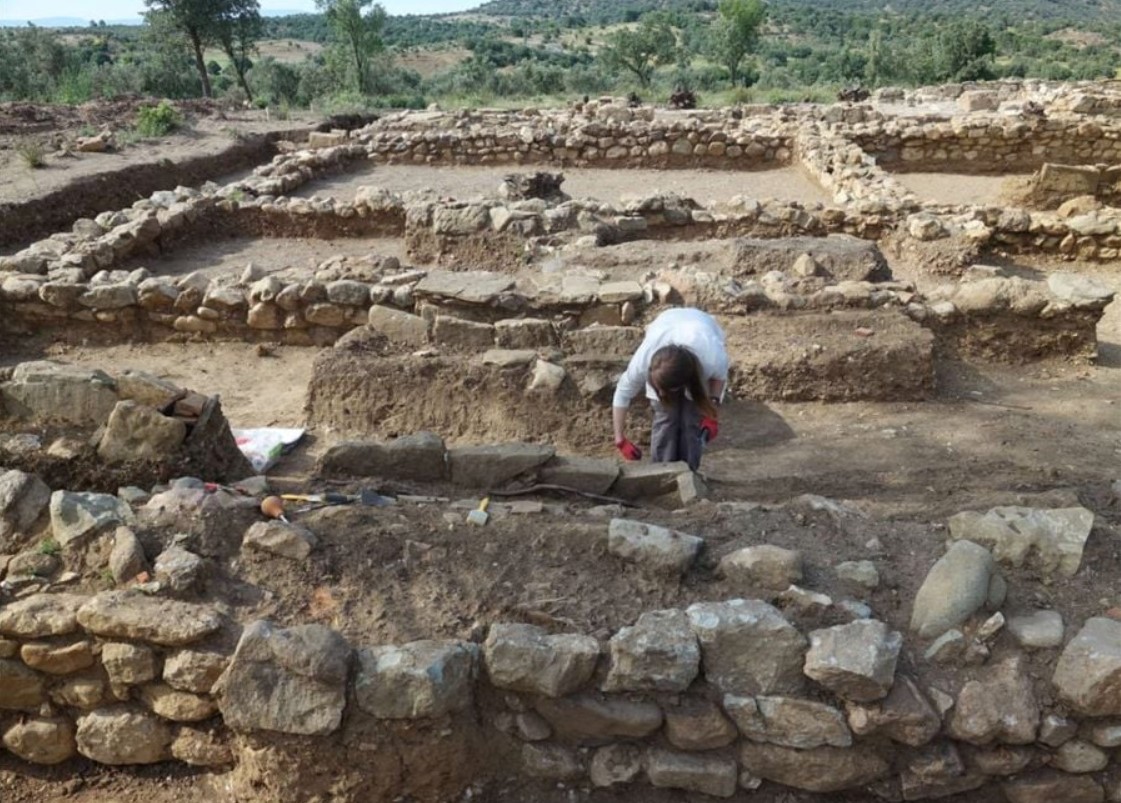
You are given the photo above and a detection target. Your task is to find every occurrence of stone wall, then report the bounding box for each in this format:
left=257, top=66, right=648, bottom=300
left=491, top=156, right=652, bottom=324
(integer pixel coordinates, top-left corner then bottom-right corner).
left=3, top=517, right=1120, bottom=803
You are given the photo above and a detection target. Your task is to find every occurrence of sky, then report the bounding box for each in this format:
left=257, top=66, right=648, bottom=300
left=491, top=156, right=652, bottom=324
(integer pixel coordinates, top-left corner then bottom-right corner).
left=0, top=0, right=481, bottom=22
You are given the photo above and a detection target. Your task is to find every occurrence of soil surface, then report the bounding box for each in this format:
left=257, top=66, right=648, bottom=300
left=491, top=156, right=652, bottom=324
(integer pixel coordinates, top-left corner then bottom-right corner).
left=295, top=163, right=832, bottom=207
left=892, top=171, right=1027, bottom=206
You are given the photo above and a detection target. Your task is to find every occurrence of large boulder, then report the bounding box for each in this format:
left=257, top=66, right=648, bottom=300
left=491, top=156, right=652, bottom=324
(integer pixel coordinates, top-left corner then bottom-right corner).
left=1053, top=617, right=1121, bottom=715
left=218, top=620, right=351, bottom=736
left=947, top=506, right=1095, bottom=579
left=686, top=599, right=807, bottom=696
left=0, top=361, right=118, bottom=425
left=320, top=432, right=447, bottom=482
left=355, top=639, right=476, bottom=719
left=602, top=609, right=699, bottom=693
left=803, top=619, right=902, bottom=702
left=96, top=400, right=187, bottom=463
left=77, top=591, right=221, bottom=646
left=607, top=519, right=702, bottom=575
left=947, top=656, right=1039, bottom=745
left=75, top=705, right=171, bottom=764
left=483, top=623, right=598, bottom=698
left=0, top=469, right=51, bottom=548
left=724, top=695, right=851, bottom=749
left=910, top=540, right=996, bottom=639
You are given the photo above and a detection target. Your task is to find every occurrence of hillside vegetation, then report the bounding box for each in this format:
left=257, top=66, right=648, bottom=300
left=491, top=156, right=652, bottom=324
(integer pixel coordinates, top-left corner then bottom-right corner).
left=0, top=0, right=1118, bottom=114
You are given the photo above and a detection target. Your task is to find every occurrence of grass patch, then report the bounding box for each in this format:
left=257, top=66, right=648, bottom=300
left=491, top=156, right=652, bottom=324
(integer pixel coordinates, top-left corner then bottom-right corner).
left=38, top=537, right=60, bottom=556
left=15, top=138, right=46, bottom=169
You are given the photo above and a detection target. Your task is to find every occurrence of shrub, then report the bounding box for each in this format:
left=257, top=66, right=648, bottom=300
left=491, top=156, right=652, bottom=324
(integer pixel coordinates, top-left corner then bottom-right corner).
left=135, top=100, right=183, bottom=137
left=15, top=138, right=46, bottom=168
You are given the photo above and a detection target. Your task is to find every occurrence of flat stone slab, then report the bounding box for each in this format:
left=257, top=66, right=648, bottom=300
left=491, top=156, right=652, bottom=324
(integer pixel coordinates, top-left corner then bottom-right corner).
left=355, top=639, right=476, bottom=719
left=76, top=591, right=221, bottom=646
left=414, top=271, right=515, bottom=305
left=50, top=491, right=135, bottom=547
left=448, top=443, right=555, bottom=487
left=607, top=519, right=702, bottom=575
left=612, top=461, right=691, bottom=500
left=729, top=235, right=891, bottom=282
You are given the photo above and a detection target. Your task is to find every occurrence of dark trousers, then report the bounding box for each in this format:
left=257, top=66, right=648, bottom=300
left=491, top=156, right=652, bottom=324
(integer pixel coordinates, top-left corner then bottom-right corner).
left=651, top=398, right=704, bottom=471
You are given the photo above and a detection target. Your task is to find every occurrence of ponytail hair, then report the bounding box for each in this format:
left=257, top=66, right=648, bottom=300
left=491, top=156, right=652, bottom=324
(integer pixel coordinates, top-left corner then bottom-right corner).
left=648, top=345, right=718, bottom=419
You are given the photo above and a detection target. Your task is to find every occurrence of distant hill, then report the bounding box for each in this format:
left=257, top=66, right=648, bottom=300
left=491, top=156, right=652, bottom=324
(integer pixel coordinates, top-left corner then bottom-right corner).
left=471, top=0, right=1121, bottom=23
left=0, top=16, right=141, bottom=27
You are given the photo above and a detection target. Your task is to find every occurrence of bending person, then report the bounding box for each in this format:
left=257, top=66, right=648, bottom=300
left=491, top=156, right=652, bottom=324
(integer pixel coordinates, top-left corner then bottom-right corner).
left=612, top=307, right=728, bottom=471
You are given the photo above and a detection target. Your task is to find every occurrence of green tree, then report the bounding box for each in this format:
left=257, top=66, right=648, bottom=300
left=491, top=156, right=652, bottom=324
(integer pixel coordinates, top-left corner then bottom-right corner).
left=709, top=0, right=766, bottom=86
left=316, top=0, right=386, bottom=93
left=600, top=13, right=678, bottom=87
left=144, top=0, right=225, bottom=97
left=216, top=0, right=262, bottom=101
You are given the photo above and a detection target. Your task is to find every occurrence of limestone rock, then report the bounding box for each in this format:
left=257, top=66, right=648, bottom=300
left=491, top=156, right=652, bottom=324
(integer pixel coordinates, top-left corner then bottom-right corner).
left=1007, top=610, right=1064, bottom=649
left=589, top=743, right=643, bottom=787
left=607, top=519, right=702, bottom=575
left=534, top=693, right=663, bottom=741
left=947, top=656, right=1039, bottom=745
left=718, top=545, right=803, bottom=589
left=242, top=520, right=317, bottom=560
left=948, top=506, right=1095, bottom=579
left=414, top=270, right=515, bottom=305
left=1047, top=273, right=1114, bottom=308
left=910, top=540, right=995, bottom=638
left=170, top=726, right=234, bottom=767
left=50, top=677, right=105, bottom=710
left=114, top=369, right=182, bottom=408
left=367, top=306, right=429, bottom=346
left=686, top=599, right=807, bottom=696
left=109, top=526, right=148, bottom=584
left=0, top=361, right=118, bottom=426
left=1053, top=739, right=1108, bottom=773
left=522, top=743, right=584, bottom=780
left=647, top=750, right=738, bottom=798
left=495, top=318, right=556, bottom=349
left=2, top=717, right=76, bottom=764
left=77, top=591, right=221, bottom=646
left=1003, top=772, right=1104, bottom=803
left=218, top=620, right=350, bottom=736
left=448, top=443, right=555, bottom=486
left=97, top=401, right=186, bottom=463
left=153, top=545, right=204, bottom=592
left=0, top=658, right=46, bottom=709
left=664, top=699, right=738, bottom=751
left=484, top=623, right=598, bottom=698
left=140, top=683, right=218, bottom=722
left=1053, top=617, right=1121, bottom=715
left=355, top=639, right=475, bottom=719
left=49, top=491, right=134, bottom=547
left=846, top=675, right=941, bottom=747
left=101, top=642, right=157, bottom=685
left=320, top=432, right=447, bottom=482
left=724, top=694, right=851, bottom=748
left=21, top=641, right=94, bottom=675
left=163, top=649, right=227, bottom=693
left=803, top=619, right=902, bottom=702
left=0, top=593, right=86, bottom=637
left=740, top=742, right=888, bottom=793
left=76, top=705, right=172, bottom=764
left=539, top=456, right=619, bottom=495
left=603, top=609, right=699, bottom=692
left=0, top=469, right=51, bottom=547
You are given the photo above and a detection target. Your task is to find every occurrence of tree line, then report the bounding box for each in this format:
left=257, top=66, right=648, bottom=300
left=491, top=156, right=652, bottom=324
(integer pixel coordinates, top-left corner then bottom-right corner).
left=0, top=0, right=1118, bottom=110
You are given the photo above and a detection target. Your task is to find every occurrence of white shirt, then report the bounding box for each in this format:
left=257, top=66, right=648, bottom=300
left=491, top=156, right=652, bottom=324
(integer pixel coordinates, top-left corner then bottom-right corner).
left=612, top=308, right=729, bottom=408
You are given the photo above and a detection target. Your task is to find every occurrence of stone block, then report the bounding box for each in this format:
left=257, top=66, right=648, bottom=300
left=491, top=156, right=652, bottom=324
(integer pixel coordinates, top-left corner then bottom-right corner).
left=947, top=506, right=1094, bottom=579
left=76, top=591, right=221, bottom=646
left=218, top=620, right=350, bottom=736
left=739, top=742, right=889, bottom=793
left=355, top=639, right=476, bottom=719
left=447, top=443, right=555, bottom=486
left=1053, top=617, right=1121, bottom=715
left=564, top=325, right=644, bottom=356
left=539, top=456, right=619, bottom=495
left=910, top=540, right=995, bottom=639
left=50, top=491, right=135, bottom=547
left=495, top=318, right=556, bottom=349
left=1, top=361, right=118, bottom=425
left=534, top=693, right=663, bottom=741
left=242, top=520, right=317, bottom=561
left=75, top=705, right=172, bottom=764
left=611, top=461, right=691, bottom=499
left=724, top=694, right=851, bottom=748
left=803, top=619, right=902, bottom=702
left=367, top=306, right=429, bottom=346
left=603, top=609, right=699, bottom=692
left=647, top=750, right=737, bottom=798
left=433, top=315, right=495, bottom=351
left=320, top=432, right=447, bottom=482
left=0, top=469, right=51, bottom=548
left=607, top=518, right=702, bottom=575
left=664, top=700, right=738, bottom=751
left=718, top=545, right=803, bottom=589
left=163, top=649, right=227, bottom=694
left=2, top=717, right=76, bottom=764
left=0, top=593, right=85, bottom=638
left=686, top=599, right=807, bottom=696
left=483, top=623, right=598, bottom=698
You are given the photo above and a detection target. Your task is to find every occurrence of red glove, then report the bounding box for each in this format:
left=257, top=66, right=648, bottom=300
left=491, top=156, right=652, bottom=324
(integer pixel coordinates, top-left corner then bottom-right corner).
left=615, top=437, right=643, bottom=461
left=700, top=417, right=719, bottom=443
